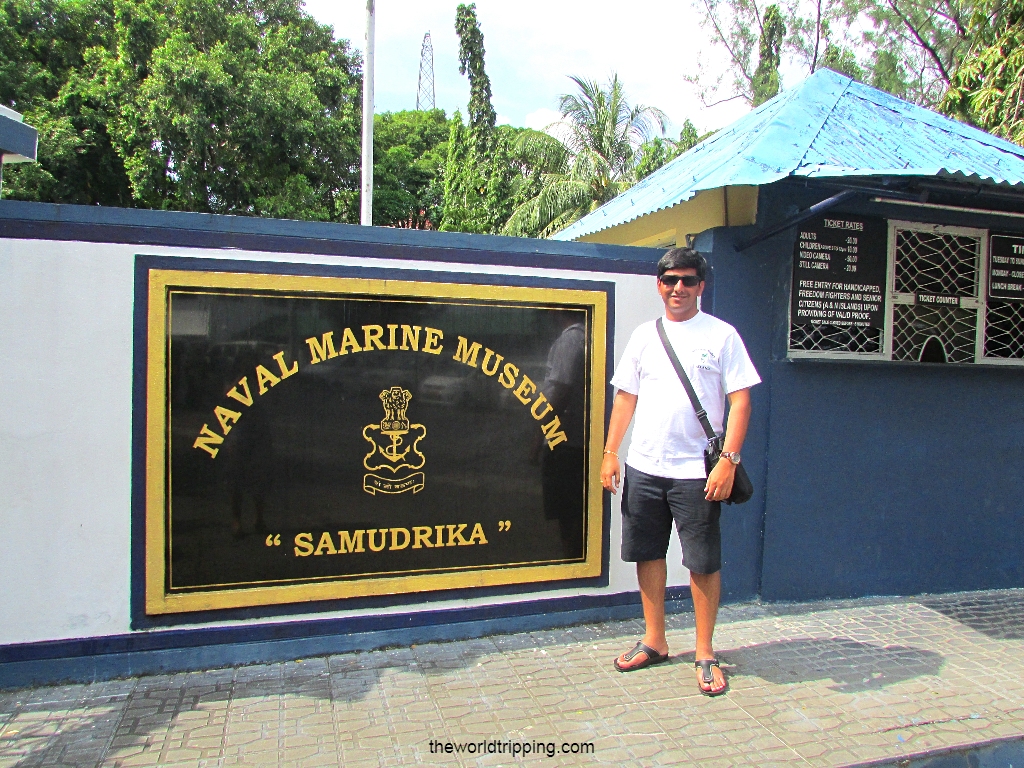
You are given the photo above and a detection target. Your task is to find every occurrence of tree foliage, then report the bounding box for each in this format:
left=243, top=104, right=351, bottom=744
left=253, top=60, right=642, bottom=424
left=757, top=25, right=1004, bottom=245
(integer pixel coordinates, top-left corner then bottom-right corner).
left=821, top=42, right=865, bottom=81
left=690, top=0, right=989, bottom=107
left=372, top=109, right=448, bottom=228
left=502, top=75, right=668, bottom=238
left=2, top=0, right=363, bottom=221
left=635, top=120, right=709, bottom=180
left=454, top=2, right=494, bottom=156
left=751, top=5, right=786, bottom=105
left=440, top=3, right=515, bottom=234
left=0, top=0, right=131, bottom=204
left=940, top=0, right=1024, bottom=146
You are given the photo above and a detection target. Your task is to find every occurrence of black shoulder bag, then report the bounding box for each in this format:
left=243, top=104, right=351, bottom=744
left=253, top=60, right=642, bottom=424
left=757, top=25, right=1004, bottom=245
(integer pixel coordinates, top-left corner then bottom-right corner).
left=655, top=317, right=753, bottom=505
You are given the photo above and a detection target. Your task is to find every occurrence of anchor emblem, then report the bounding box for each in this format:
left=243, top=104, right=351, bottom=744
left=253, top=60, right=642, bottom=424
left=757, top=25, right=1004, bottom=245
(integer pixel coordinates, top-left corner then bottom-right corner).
left=362, top=387, right=426, bottom=494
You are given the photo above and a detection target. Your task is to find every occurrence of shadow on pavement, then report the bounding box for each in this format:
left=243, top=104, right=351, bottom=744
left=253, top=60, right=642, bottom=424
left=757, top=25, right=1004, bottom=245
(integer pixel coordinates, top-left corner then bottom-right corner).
left=714, top=637, right=945, bottom=692
left=855, top=734, right=1024, bottom=767
left=919, top=592, right=1024, bottom=640
left=0, top=643, right=495, bottom=768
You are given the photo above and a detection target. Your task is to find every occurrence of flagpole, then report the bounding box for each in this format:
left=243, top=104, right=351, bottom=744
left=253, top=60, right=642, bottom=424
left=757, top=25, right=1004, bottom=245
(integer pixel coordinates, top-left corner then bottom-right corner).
left=360, top=0, right=375, bottom=226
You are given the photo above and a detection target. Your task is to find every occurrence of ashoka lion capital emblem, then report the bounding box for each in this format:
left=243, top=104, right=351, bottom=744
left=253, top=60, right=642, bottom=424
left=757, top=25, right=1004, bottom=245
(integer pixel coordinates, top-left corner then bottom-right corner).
left=362, top=387, right=426, bottom=495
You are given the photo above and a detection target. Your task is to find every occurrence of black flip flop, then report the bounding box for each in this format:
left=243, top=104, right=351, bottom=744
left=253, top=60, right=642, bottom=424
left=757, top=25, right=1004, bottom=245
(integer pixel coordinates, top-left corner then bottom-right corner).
left=695, top=658, right=727, bottom=696
left=614, top=641, right=669, bottom=672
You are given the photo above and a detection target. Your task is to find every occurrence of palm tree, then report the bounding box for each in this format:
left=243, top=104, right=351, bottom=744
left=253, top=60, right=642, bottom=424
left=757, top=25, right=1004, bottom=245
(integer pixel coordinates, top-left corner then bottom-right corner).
left=502, top=74, right=667, bottom=238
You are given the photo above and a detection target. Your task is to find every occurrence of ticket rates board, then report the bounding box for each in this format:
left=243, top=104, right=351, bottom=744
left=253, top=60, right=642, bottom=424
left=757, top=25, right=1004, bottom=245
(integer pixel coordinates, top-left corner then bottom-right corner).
left=143, top=266, right=608, bottom=615
left=791, top=215, right=886, bottom=328
left=989, top=234, right=1024, bottom=300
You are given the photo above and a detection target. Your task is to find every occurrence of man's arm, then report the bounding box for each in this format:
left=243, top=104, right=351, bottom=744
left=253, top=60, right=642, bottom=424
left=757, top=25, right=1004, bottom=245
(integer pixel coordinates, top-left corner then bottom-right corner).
left=704, top=387, right=751, bottom=501
left=601, top=390, right=638, bottom=494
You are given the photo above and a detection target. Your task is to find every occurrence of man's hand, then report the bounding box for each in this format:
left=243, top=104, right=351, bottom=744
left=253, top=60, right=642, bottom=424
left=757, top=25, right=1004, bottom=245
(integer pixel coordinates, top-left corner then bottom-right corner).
left=601, top=391, right=637, bottom=496
left=704, top=458, right=736, bottom=501
left=601, top=453, right=621, bottom=494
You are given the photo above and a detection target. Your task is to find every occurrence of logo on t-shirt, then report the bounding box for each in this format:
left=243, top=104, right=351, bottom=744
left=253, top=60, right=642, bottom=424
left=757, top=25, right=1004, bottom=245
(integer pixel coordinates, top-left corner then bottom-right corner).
left=696, top=349, right=717, bottom=371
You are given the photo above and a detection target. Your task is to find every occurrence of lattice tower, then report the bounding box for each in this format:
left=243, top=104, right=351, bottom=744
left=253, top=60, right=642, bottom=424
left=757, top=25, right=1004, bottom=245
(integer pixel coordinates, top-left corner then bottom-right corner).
left=416, top=32, right=436, bottom=110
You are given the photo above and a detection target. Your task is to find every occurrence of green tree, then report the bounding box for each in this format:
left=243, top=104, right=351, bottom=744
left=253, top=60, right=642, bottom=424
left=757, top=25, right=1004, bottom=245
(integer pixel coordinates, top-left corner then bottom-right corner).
left=870, top=49, right=909, bottom=98
left=439, top=109, right=487, bottom=233
left=441, top=3, right=505, bottom=234
left=372, top=109, right=449, bottom=228
left=454, top=2, right=494, bottom=156
left=941, top=0, right=1024, bottom=146
left=821, top=43, right=864, bottom=81
left=859, top=0, right=975, bottom=105
left=2, top=0, right=363, bottom=221
left=502, top=75, right=667, bottom=238
left=692, top=0, right=999, bottom=108
left=0, top=0, right=132, bottom=204
left=751, top=4, right=786, bottom=105
left=635, top=120, right=710, bottom=180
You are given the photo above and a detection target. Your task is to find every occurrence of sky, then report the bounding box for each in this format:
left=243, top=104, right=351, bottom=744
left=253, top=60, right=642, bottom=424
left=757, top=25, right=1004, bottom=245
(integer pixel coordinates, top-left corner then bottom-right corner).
left=301, top=0, right=761, bottom=139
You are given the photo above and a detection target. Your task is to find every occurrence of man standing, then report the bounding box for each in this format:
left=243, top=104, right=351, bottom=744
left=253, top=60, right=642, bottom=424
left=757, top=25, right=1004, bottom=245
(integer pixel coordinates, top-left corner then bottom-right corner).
left=601, top=247, right=760, bottom=696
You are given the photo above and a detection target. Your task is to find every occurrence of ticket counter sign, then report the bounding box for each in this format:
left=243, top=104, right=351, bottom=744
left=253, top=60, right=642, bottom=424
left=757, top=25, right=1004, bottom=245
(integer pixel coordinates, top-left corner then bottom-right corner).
left=142, top=265, right=608, bottom=615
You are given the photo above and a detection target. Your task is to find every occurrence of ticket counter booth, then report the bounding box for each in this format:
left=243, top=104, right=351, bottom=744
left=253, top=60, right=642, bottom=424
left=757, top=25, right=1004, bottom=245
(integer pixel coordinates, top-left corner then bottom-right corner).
left=556, top=68, right=1024, bottom=605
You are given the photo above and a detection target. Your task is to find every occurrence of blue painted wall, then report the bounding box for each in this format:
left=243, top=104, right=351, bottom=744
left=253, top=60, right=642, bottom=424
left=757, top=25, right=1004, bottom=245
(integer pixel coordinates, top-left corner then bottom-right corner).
left=704, top=181, right=1024, bottom=602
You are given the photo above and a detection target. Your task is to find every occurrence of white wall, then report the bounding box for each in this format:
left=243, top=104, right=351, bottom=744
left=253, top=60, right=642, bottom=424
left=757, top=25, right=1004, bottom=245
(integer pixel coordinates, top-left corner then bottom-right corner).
left=0, top=238, right=676, bottom=646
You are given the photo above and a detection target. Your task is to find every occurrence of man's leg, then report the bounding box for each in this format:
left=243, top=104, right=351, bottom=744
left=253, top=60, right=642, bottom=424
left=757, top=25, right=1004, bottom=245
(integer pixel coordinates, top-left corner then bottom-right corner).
left=690, top=570, right=725, bottom=693
left=616, top=559, right=669, bottom=669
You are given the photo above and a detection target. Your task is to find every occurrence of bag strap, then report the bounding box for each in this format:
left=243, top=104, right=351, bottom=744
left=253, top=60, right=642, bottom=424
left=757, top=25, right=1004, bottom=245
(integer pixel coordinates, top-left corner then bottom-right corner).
left=655, top=317, right=718, bottom=442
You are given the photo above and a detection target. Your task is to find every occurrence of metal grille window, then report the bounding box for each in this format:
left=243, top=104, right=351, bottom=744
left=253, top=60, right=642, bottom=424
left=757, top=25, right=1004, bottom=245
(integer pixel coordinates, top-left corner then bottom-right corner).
left=985, top=300, right=1024, bottom=358
left=888, top=224, right=984, bottom=364
left=789, top=219, right=1024, bottom=366
left=789, top=324, right=882, bottom=353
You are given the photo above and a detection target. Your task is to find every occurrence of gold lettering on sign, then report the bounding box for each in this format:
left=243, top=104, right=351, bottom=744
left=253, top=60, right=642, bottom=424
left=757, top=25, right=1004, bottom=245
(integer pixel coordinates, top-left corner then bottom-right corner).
left=366, top=529, right=387, bottom=552
left=193, top=424, right=224, bottom=458
left=214, top=406, right=242, bottom=435
left=513, top=375, right=537, bottom=405
left=422, top=327, right=444, bottom=355
left=305, top=332, right=338, bottom=364
left=338, top=327, right=363, bottom=355
left=498, top=362, right=519, bottom=389
left=195, top=325, right=582, bottom=460
left=363, top=324, right=386, bottom=351
left=255, top=365, right=280, bottom=394
left=412, top=526, right=434, bottom=548
left=290, top=523, right=490, bottom=557
left=338, top=530, right=365, bottom=553
left=401, top=325, right=421, bottom=351
left=226, top=377, right=254, bottom=407
left=453, top=336, right=482, bottom=367
left=480, top=349, right=503, bottom=376
left=293, top=533, right=314, bottom=556
left=273, top=351, right=298, bottom=379
left=314, top=532, right=338, bottom=556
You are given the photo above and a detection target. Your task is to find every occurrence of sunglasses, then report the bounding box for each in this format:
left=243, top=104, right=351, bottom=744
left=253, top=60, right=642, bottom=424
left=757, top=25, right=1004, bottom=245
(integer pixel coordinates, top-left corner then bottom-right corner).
left=659, top=274, right=702, bottom=288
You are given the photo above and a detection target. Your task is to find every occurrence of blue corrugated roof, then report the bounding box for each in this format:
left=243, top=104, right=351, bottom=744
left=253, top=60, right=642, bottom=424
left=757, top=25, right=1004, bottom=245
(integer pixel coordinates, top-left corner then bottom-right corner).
left=553, top=68, right=1024, bottom=241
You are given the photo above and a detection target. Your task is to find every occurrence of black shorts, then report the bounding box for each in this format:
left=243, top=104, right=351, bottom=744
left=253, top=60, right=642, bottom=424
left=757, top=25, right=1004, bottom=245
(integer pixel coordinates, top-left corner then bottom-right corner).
left=620, top=465, right=722, bottom=574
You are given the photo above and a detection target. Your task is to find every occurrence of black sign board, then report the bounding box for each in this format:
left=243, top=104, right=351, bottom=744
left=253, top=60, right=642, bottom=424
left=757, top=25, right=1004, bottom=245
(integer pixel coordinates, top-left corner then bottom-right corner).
left=791, top=215, right=887, bottom=328
left=989, top=234, right=1024, bottom=300
left=143, top=268, right=607, bottom=615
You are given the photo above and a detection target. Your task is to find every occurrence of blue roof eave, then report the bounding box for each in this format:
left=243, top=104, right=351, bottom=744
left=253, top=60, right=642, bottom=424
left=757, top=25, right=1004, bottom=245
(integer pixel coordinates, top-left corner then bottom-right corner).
left=552, top=69, right=1024, bottom=242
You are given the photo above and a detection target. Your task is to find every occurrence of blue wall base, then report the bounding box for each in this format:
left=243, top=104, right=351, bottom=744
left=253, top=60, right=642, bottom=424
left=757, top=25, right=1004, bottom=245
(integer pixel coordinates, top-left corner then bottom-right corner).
left=0, top=589, right=693, bottom=689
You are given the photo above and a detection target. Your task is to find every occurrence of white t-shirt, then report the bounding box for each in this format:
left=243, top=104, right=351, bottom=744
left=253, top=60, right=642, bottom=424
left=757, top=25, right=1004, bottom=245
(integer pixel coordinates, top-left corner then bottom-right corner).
left=610, top=312, right=761, bottom=480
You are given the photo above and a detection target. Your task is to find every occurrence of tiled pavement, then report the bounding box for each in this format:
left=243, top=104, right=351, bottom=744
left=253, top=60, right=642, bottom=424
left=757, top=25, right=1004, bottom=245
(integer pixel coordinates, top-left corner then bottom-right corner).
left=1, top=590, right=1023, bottom=767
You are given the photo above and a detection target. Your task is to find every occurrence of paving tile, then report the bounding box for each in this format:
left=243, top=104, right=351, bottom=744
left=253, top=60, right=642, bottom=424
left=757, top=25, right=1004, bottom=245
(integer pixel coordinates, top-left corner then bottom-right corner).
left=3, top=589, right=1024, bottom=767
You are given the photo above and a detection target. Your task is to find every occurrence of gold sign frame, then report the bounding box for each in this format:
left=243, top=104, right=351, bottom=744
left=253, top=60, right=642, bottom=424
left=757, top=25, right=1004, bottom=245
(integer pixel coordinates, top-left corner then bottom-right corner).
left=145, top=268, right=608, bottom=614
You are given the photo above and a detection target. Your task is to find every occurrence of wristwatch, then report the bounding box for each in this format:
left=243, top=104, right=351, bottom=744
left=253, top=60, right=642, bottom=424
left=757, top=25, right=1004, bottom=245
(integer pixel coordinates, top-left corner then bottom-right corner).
left=720, top=451, right=741, bottom=465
